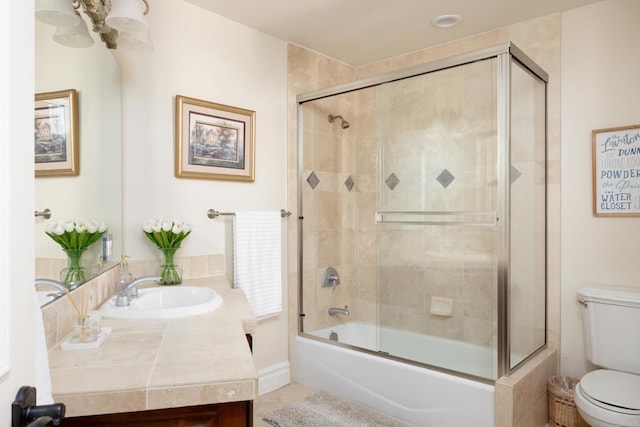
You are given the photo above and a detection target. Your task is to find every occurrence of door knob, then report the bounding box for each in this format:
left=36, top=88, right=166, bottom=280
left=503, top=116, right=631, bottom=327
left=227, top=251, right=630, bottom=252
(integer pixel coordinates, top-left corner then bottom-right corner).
left=11, top=386, right=65, bottom=427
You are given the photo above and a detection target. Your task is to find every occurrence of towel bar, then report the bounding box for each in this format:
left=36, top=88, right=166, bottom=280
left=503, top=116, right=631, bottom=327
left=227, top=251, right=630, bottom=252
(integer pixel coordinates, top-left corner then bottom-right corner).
left=207, top=209, right=291, bottom=219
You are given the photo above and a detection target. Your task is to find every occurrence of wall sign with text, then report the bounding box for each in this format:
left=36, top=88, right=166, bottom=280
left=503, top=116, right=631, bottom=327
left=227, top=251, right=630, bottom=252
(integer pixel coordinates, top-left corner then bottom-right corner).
left=592, top=124, right=640, bottom=216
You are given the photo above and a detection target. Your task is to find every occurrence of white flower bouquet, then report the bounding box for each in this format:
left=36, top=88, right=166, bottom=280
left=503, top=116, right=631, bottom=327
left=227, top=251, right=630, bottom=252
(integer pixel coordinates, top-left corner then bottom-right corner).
left=142, top=219, right=193, bottom=285
left=45, top=218, right=108, bottom=287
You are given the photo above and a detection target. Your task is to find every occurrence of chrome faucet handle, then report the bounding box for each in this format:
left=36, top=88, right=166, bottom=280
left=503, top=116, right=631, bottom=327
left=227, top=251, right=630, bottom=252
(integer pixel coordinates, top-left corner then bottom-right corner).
left=115, top=276, right=161, bottom=307
left=321, top=267, right=340, bottom=289
left=115, top=293, right=131, bottom=307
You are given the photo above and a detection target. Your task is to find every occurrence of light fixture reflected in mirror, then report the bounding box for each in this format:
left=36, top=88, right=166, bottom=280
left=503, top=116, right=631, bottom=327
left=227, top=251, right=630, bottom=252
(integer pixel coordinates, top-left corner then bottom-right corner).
left=105, top=0, right=148, bottom=34
left=35, top=0, right=152, bottom=51
left=35, top=0, right=80, bottom=27
left=117, top=28, right=153, bottom=52
left=53, top=12, right=94, bottom=48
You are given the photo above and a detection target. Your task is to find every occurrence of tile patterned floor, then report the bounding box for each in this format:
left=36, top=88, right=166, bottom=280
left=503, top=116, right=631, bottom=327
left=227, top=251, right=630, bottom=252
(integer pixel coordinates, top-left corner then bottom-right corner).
left=254, top=383, right=316, bottom=426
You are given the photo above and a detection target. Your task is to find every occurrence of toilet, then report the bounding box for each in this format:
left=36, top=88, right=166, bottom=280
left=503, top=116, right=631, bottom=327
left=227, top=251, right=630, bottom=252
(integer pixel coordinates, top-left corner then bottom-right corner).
left=575, top=286, right=640, bottom=427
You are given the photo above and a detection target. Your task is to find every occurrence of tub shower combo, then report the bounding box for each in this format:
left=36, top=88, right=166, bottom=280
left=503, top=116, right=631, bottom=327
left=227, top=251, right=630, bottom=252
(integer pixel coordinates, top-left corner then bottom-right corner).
left=295, top=42, right=548, bottom=426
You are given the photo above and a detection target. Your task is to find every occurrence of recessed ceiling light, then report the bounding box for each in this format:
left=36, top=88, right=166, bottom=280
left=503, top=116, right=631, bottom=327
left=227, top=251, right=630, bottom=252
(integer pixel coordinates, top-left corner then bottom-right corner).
left=431, top=14, right=462, bottom=29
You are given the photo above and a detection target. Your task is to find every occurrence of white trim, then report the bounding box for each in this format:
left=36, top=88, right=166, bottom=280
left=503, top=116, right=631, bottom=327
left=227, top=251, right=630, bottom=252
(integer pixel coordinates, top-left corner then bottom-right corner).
left=0, top=0, right=11, bottom=379
left=258, top=361, right=290, bottom=396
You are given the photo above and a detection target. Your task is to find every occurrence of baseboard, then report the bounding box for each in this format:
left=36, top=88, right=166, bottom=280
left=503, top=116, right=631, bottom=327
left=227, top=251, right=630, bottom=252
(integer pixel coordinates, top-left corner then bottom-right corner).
left=258, top=361, right=291, bottom=396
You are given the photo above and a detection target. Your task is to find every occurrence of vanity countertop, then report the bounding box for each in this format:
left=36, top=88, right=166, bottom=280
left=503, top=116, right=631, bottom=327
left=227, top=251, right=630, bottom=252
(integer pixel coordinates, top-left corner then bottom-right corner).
left=48, top=276, right=258, bottom=417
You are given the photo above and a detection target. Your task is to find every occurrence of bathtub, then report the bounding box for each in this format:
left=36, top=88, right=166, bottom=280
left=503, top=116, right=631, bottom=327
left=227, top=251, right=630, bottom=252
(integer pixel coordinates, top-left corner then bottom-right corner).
left=295, top=321, right=495, bottom=427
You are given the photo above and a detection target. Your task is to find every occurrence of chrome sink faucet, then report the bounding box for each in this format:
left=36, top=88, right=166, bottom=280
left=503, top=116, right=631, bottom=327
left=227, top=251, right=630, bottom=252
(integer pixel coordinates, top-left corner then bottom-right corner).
left=34, top=278, right=67, bottom=296
left=328, top=305, right=349, bottom=316
left=115, top=276, right=161, bottom=307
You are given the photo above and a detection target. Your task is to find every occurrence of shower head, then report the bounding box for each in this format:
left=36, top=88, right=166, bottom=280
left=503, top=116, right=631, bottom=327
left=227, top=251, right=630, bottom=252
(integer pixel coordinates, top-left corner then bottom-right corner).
left=328, top=114, right=350, bottom=129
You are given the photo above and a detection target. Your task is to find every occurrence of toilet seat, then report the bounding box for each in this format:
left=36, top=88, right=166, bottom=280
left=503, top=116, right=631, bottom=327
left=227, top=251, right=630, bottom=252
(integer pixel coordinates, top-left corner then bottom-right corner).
left=581, top=370, right=640, bottom=413
left=575, top=370, right=640, bottom=427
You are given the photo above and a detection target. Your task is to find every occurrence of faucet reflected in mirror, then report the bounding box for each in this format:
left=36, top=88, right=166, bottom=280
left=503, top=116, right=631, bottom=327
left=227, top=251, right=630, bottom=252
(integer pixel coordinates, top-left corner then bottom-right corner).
left=35, top=278, right=68, bottom=307
left=34, top=17, right=123, bottom=306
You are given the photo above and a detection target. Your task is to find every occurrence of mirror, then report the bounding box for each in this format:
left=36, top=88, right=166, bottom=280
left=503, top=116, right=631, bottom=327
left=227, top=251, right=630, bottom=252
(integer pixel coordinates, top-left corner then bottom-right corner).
left=34, top=18, right=123, bottom=306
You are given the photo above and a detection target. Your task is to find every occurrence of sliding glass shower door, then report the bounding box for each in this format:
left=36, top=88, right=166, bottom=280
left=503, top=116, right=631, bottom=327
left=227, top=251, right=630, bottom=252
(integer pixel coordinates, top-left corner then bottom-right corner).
left=376, top=58, right=500, bottom=379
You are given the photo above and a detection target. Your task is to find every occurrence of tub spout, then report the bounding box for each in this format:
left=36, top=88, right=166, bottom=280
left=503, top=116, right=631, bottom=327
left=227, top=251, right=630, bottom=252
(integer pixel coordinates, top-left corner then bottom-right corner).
left=328, top=305, right=349, bottom=316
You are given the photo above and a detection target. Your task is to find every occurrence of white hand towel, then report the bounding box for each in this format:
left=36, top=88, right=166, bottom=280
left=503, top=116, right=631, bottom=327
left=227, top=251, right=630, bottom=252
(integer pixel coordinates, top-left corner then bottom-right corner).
left=233, top=211, right=282, bottom=319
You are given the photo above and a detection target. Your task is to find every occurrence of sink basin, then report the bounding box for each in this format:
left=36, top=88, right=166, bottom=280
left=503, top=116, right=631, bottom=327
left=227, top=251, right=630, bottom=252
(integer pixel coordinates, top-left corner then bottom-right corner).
left=37, top=291, right=60, bottom=307
left=101, top=286, right=223, bottom=320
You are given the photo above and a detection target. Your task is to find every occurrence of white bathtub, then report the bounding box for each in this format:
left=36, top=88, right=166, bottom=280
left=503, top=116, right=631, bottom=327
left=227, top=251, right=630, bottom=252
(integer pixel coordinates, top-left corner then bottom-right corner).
left=295, top=321, right=495, bottom=427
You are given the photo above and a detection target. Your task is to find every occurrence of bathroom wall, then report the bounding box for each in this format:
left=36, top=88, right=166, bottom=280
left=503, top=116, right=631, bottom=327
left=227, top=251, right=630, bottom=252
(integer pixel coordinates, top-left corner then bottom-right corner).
left=114, top=0, right=288, bottom=372
left=560, top=0, right=640, bottom=378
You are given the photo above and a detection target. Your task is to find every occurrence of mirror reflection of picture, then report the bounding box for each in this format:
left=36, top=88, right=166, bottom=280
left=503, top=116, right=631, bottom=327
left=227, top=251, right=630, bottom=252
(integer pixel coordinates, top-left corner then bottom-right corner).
left=35, top=104, right=67, bottom=163
left=34, top=88, right=79, bottom=177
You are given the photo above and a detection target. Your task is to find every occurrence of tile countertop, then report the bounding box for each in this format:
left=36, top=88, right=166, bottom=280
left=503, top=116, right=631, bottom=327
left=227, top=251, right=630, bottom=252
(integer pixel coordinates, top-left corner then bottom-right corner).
left=48, top=276, right=258, bottom=417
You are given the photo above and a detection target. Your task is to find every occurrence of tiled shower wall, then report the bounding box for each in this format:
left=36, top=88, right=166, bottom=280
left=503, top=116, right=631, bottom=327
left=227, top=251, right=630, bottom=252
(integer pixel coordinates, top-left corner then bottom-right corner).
left=298, top=58, right=501, bottom=349
left=288, top=13, right=560, bottom=344
left=300, top=92, right=360, bottom=331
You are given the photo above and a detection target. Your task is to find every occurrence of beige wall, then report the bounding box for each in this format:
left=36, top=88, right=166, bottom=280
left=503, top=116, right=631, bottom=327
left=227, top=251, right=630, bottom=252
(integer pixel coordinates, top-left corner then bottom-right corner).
left=560, top=0, right=640, bottom=377
left=115, top=0, right=288, bottom=372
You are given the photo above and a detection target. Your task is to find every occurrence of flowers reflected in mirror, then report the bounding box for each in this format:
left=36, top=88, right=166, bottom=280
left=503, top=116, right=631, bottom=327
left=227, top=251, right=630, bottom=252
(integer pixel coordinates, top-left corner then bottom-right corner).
left=45, top=218, right=108, bottom=288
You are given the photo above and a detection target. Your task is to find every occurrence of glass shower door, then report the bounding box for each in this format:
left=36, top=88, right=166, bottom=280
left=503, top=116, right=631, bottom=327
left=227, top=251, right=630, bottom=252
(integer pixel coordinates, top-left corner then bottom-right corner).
left=376, top=58, right=500, bottom=379
left=508, top=59, right=547, bottom=368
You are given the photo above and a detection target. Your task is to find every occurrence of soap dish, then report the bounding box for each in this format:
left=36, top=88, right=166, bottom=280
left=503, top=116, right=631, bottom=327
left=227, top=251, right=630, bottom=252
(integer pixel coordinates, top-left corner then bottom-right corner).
left=61, top=327, right=112, bottom=351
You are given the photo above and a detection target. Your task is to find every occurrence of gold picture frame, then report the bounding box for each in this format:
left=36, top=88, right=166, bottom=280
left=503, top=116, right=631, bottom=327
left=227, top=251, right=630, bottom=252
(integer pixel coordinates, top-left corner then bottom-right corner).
left=592, top=124, right=640, bottom=216
left=175, top=95, right=255, bottom=182
left=34, top=89, right=79, bottom=177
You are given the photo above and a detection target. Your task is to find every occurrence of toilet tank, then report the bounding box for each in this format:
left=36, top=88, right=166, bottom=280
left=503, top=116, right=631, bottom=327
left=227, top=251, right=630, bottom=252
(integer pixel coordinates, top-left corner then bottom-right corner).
left=578, top=286, right=640, bottom=375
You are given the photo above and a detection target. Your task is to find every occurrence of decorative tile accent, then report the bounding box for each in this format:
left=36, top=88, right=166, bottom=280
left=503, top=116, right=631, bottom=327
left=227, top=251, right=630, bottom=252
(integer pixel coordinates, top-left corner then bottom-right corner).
left=306, top=171, right=320, bottom=189
left=510, top=165, right=522, bottom=184
left=344, top=175, right=355, bottom=191
left=385, top=173, right=400, bottom=190
left=436, top=169, right=455, bottom=189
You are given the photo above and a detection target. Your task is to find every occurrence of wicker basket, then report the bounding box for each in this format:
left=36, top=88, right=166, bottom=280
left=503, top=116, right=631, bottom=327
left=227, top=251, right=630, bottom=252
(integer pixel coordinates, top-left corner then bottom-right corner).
left=547, top=376, right=590, bottom=427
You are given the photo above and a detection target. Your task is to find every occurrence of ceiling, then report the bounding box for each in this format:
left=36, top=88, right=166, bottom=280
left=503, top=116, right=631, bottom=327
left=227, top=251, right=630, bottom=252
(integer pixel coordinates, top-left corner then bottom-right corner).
left=184, top=0, right=599, bottom=66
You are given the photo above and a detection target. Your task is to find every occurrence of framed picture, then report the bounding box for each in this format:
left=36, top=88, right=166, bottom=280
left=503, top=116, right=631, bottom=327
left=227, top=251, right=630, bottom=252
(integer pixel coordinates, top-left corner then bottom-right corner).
left=592, top=124, right=640, bottom=216
left=175, top=95, right=255, bottom=182
left=34, top=89, right=79, bottom=177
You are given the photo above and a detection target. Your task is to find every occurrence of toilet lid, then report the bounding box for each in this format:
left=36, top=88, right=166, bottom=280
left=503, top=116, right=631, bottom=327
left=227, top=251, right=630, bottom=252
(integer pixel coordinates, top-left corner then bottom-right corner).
left=580, top=370, right=640, bottom=411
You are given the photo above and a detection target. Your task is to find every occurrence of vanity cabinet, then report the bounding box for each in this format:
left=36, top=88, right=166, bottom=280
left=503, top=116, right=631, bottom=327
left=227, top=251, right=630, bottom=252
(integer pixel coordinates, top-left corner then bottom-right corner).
left=62, top=400, right=253, bottom=427
left=48, top=280, right=258, bottom=426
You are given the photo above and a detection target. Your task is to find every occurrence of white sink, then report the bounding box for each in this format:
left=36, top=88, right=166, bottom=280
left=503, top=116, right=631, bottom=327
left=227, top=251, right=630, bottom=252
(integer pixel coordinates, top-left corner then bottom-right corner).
left=37, top=291, right=59, bottom=307
left=101, top=286, right=223, bottom=320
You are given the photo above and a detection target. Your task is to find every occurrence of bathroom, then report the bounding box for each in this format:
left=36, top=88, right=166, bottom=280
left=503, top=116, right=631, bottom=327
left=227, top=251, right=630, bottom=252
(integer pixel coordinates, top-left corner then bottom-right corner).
left=2, top=0, right=640, bottom=426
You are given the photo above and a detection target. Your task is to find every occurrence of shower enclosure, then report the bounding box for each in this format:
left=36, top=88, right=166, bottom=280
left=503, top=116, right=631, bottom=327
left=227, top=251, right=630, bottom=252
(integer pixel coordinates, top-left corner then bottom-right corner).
left=297, top=42, right=547, bottom=382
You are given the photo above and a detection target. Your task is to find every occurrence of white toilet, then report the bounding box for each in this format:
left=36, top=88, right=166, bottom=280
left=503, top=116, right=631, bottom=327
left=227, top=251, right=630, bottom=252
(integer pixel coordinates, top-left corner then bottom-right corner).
left=575, top=286, right=640, bottom=427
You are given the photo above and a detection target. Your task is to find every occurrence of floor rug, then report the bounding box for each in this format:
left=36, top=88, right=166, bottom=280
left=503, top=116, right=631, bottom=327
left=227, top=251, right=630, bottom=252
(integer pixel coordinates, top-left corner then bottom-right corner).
left=263, top=391, right=412, bottom=427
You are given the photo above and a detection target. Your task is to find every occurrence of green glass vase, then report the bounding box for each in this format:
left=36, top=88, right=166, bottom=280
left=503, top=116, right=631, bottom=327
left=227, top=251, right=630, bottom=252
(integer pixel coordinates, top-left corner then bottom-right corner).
left=157, top=247, right=182, bottom=285
left=60, top=248, right=87, bottom=288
